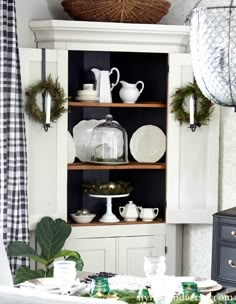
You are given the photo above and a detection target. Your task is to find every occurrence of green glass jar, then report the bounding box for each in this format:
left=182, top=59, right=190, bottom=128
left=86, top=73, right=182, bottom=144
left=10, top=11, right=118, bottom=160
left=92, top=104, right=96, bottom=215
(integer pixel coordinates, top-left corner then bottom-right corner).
left=90, top=277, right=110, bottom=298
left=226, top=300, right=236, bottom=304
left=181, top=282, right=200, bottom=300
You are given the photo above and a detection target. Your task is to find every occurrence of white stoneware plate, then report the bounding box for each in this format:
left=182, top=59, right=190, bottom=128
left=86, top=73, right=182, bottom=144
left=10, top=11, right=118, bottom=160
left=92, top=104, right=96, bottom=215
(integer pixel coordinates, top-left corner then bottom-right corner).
left=73, top=119, right=105, bottom=162
left=21, top=278, right=86, bottom=295
left=199, top=283, right=223, bottom=294
left=67, top=131, right=76, bottom=163
left=195, top=279, right=218, bottom=289
left=75, top=96, right=99, bottom=101
left=130, top=125, right=166, bottom=163
left=89, top=160, right=128, bottom=165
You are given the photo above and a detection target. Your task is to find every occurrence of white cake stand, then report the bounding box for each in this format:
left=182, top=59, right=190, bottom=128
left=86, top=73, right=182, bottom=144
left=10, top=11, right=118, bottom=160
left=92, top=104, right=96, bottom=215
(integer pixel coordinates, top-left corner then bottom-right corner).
left=89, top=193, right=129, bottom=223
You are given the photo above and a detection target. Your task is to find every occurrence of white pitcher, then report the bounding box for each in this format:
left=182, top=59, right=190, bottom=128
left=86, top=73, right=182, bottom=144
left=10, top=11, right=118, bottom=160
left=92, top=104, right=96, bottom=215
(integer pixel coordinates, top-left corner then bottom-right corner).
left=119, top=80, right=144, bottom=103
left=91, top=67, right=120, bottom=103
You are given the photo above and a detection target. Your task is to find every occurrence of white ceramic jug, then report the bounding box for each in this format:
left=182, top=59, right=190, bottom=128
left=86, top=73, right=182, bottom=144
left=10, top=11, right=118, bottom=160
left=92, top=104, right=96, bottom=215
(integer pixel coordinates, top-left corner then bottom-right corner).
left=138, top=207, right=159, bottom=222
left=91, top=67, right=120, bottom=103
left=119, top=201, right=140, bottom=221
left=119, top=80, right=144, bottom=103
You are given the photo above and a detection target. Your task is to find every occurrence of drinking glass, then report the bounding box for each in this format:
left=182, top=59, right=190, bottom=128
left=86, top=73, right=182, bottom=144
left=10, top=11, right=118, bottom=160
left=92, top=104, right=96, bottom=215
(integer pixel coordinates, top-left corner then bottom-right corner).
left=144, top=256, right=166, bottom=283
left=53, top=260, right=76, bottom=295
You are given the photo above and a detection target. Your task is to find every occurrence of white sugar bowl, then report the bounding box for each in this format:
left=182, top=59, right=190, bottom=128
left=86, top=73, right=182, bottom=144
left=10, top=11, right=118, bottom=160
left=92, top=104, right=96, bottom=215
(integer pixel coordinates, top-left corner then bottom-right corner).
left=138, top=207, right=159, bottom=222
left=119, top=201, right=140, bottom=221
left=71, top=209, right=95, bottom=223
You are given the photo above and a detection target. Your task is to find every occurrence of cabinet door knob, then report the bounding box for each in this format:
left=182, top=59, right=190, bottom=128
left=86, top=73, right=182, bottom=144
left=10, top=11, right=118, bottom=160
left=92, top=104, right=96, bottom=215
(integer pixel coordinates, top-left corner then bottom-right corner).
left=231, top=231, right=236, bottom=237
left=228, top=259, right=236, bottom=268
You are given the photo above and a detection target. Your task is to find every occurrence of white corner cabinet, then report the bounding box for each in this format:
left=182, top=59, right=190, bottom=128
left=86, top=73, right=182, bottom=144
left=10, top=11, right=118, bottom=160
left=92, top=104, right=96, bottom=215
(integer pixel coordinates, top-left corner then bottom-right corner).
left=20, top=20, right=220, bottom=276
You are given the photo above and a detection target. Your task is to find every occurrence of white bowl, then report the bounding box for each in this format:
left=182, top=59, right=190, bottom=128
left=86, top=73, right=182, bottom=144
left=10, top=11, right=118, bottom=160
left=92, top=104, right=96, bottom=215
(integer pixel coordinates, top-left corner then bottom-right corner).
left=70, top=213, right=95, bottom=224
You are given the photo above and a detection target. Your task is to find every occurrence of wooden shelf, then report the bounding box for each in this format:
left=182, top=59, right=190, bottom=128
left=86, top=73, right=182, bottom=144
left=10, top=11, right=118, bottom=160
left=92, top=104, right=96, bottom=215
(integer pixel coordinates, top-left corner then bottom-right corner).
left=68, top=101, right=166, bottom=108
left=68, top=162, right=166, bottom=170
left=69, top=218, right=165, bottom=227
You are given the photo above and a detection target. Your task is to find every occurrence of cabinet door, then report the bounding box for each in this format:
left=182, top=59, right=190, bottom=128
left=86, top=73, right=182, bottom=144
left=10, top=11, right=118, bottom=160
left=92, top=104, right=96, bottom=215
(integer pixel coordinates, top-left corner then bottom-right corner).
left=19, top=48, right=68, bottom=229
left=117, top=235, right=165, bottom=276
left=167, top=54, right=220, bottom=224
left=65, top=238, right=116, bottom=273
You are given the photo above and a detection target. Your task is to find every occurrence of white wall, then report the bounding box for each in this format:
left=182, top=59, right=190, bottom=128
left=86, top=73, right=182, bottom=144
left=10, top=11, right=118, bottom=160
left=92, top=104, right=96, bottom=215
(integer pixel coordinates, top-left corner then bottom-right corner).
left=15, top=0, right=233, bottom=278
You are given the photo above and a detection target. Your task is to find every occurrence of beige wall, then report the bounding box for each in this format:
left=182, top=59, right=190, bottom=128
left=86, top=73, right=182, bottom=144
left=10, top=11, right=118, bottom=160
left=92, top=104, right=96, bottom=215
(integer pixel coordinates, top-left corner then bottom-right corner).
left=16, top=0, right=234, bottom=278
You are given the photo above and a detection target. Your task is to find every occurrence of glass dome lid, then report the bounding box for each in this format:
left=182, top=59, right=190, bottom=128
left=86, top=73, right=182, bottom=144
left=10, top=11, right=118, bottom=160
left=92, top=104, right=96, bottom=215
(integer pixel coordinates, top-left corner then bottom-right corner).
left=90, top=114, right=128, bottom=164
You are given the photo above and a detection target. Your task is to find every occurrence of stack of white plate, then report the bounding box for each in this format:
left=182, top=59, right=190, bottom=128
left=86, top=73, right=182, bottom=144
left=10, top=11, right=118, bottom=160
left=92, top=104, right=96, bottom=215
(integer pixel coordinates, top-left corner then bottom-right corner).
left=195, top=278, right=222, bottom=294
left=75, top=89, right=99, bottom=102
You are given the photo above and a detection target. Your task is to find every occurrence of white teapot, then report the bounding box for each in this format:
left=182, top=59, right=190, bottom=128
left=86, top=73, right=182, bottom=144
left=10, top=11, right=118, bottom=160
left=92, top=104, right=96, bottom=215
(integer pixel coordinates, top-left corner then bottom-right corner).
left=119, top=80, right=144, bottom=103
left=119, top=201, right=140, bottom=221
left=138, top=207, right=159, bottom=222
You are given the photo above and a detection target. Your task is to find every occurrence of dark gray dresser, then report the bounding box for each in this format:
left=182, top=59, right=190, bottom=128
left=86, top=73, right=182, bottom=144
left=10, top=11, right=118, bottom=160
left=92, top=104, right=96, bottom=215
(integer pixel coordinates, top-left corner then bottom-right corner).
left=212, top=207, right=236, bottom=287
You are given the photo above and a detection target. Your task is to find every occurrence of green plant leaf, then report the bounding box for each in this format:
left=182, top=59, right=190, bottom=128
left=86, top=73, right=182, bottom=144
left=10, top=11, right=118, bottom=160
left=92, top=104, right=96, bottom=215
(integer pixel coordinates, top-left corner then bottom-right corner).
left=36, top=217, right=72, bottom=262
left=54, top=250, right=84, bottom=271
left=13, top=267, right=46, bottom=285
left=7, top=241, right=47, bottom=265
left=55, top=249, right=81, bottom=259
left=66, top=256, right=84, bottom=271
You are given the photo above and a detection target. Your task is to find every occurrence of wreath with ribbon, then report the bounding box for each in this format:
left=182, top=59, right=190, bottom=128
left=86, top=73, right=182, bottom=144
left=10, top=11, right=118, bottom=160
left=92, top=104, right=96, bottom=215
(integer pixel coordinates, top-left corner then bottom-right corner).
left=170, top=82, right=214, bottom=127
left=25, top=75, right=67, bottom=124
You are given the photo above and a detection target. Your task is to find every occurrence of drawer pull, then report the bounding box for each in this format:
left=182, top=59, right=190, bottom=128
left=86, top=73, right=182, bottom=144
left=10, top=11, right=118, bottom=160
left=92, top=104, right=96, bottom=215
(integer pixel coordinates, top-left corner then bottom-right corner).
left=231, top=231, right=236, bottom=237
left=228, top=259, right=236, bottom=268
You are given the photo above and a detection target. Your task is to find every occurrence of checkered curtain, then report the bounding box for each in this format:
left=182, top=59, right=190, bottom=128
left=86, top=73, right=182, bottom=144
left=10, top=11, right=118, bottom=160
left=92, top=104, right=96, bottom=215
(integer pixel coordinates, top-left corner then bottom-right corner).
left=0, top=0, right=29, bottom=273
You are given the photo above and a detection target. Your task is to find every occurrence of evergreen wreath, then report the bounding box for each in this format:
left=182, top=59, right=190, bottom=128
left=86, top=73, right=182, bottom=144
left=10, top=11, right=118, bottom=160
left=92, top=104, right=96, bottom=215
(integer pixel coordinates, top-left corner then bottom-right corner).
left=170, top=82, right=214, bottom=127
left=25, top=75, right=67, bottom=124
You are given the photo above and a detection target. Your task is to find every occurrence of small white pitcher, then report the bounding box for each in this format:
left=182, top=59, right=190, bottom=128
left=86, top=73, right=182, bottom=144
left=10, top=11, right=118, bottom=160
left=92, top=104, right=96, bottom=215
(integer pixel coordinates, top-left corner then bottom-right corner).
left=119, top=80, right=144, bottom=103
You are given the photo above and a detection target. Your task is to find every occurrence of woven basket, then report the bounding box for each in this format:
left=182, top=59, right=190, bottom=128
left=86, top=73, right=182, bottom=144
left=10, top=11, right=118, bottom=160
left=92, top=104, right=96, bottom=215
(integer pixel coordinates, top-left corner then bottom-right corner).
left=61, top=0, right=171, bottom=24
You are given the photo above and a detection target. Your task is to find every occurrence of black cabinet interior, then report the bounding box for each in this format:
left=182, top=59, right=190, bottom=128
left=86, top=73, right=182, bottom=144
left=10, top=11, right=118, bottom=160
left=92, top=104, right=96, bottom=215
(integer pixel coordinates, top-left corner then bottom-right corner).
left=67, top=50, right=168, bottom=222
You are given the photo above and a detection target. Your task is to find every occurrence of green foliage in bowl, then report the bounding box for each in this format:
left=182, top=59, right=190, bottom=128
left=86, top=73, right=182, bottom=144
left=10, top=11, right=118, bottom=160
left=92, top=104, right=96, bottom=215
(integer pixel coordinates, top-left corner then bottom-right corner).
left=82, top=181, right=133, bottom=195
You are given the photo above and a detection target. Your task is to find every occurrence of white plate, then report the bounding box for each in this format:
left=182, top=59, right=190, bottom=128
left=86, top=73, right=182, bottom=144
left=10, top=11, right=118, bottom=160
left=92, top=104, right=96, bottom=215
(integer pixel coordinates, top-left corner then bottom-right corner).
left=73, top=119, right=105, bottom=162
left=88, top=160, right=129, bottom=165
left=77, top=90, right=97, bottom=97
left=195, top=279, right=218, bottom=289
left=199, top=283, right=223, bottom=294
left=67, top=131, right=76, bottom=163
left=75, top=96, right=99, bottom=101
left=130, top=125, right=166, bottom=163
left=22, top=278, right=86, bottom=295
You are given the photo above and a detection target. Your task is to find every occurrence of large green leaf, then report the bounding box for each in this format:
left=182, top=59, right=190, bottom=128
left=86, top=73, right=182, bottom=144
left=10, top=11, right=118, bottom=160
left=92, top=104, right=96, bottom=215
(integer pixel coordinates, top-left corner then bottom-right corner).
left=7, top=241, right=47, bottom=265
left=54, top=249, right=84, bottom=271
left=66, top=256, right=84, bottom=271
left=36, top=217, right=72, bottom=262
left=14, top=267, right=46, bottom=285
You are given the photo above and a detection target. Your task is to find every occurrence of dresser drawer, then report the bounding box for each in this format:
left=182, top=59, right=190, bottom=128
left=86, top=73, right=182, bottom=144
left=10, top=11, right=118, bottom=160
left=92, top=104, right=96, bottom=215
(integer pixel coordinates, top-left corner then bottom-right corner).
left=220, top=223, right=236, bottom=242
left=217, top=245, right=236, bottom=284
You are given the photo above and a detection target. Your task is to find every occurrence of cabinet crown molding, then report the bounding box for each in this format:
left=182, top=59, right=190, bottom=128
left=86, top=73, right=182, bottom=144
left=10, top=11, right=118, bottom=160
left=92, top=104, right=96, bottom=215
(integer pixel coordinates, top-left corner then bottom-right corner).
left=29, top=20, right=190, bottom=53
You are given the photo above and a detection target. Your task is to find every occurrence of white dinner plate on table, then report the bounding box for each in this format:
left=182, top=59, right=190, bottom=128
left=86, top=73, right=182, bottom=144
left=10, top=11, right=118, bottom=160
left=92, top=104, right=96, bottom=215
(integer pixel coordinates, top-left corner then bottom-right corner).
left=199, top=283, right=223, bottom=294
left=130, top=125, right=166, bottom=163
left=195, top=278, right=218, bottom=289
left=19, top=277, right=87, bottom=295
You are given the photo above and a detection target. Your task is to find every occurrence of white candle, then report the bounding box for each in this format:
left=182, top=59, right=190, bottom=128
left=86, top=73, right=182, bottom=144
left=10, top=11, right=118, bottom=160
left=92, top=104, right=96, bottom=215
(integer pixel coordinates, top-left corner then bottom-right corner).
left=45, top=92, right=51, bottom=125
left=189, top=95, right=195, bottom=125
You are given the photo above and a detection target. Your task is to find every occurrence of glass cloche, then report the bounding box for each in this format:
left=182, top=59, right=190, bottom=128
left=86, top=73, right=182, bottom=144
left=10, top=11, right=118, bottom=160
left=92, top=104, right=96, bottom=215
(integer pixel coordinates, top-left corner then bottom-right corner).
left=90, top=114, right=128, bottom=164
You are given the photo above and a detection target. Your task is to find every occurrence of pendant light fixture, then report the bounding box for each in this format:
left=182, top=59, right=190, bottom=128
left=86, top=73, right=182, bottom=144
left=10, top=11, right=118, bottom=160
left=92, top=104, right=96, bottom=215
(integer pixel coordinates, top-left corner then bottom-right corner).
left=186, top=0, right=236, bottom=107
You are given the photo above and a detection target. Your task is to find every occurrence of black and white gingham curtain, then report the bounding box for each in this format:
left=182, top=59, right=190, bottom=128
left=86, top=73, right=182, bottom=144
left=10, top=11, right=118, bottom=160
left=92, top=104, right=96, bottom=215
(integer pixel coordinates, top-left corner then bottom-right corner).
left=0, top=0, right=29, bottom=272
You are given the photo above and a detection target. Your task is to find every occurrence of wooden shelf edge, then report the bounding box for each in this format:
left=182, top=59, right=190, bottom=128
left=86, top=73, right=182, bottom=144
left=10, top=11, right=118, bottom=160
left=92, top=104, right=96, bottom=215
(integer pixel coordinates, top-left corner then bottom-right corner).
left=69, top=219, right=165, bottom=227
left=68, top=101, right=166, bottom=108
left=68, top=162, right=166, bottom=170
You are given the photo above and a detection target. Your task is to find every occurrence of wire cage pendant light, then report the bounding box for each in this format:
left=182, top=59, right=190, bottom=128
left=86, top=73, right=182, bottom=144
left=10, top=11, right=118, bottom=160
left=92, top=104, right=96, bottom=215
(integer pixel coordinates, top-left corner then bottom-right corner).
left=187, top=0, right=236, bottom=107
